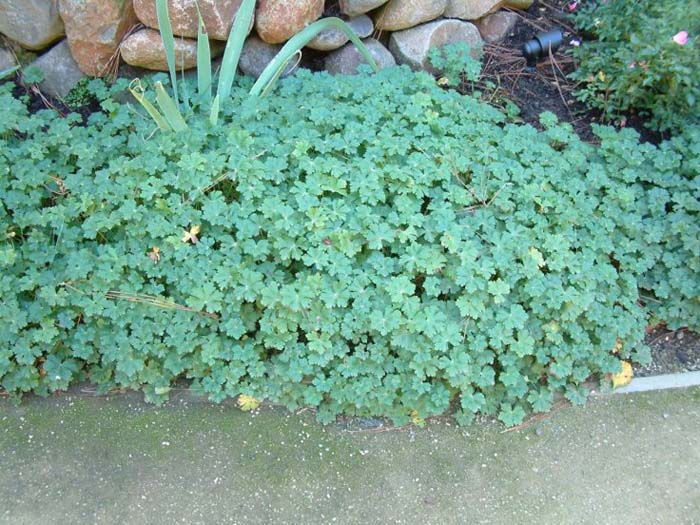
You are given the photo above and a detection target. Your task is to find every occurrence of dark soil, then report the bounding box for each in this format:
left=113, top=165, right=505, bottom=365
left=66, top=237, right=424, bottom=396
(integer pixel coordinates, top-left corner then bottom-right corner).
left=637, top=328, right=700, bottom=377
left=9, top=80, right=101, bottom=125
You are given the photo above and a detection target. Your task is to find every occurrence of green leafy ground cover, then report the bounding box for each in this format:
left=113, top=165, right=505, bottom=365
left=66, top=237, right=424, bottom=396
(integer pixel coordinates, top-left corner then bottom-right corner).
left=1, top=65, right=698, bottom=426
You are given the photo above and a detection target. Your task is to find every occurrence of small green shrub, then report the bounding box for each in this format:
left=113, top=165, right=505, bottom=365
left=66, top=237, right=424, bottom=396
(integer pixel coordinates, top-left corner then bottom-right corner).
left=428, top=42, right=483, bottom=86
left=63, top=78, right=96, bottom=109
left=2, top=66, right=697, bottom=426
left=570, top=0, right=699, bottom=132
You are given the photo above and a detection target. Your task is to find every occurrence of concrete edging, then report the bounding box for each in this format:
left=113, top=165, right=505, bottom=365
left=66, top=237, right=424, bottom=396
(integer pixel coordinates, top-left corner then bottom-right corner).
left=611, top=371, right=700, bottom=394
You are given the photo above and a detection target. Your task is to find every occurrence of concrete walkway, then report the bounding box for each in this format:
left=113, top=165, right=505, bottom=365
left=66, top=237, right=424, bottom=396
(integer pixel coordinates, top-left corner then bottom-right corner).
left=1, top=386, right=699, bottom=524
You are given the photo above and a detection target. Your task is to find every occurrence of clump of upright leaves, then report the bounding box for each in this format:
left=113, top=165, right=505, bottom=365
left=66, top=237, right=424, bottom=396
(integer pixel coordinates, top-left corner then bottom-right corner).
left=130, top=0, right=379, bottom=131
left=569, top=0, right=699, bottom=133
left=1, top=67, right=697, bottom=427
left=428, top=42, right=483, bottom=86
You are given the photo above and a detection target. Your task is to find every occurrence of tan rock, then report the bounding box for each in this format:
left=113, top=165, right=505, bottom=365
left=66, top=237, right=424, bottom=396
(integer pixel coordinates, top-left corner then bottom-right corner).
left=375, top=0, right=448, bottom=32
left=389, top=18, right=482, bottom=73
left=120, top=28, right=223, bottom=71
left=445, top=0, right=531, bottom=20
left=0, top=0, right=65, bottom=51
left=506, top=0, right=533, bottom=9
left=339, top=0, right=389, bottom=17
left=475, top=11, right=518, bottom=43
left=255, top=0, right=324, bottom=44
left=133, top=0, right=246, bottom=41
left=59, top=0, right=138, bottom=76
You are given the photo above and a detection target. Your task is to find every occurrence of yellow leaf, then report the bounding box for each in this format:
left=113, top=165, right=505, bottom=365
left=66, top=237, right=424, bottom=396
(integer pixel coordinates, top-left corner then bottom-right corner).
left=410, top=409, right=425, bottom=427
left=182, top=225, right=200, bottom=244
left=237, top=394, right=260, bottom=411
left=437, top=77, right=450, bottom=86
left=528, top=247, right=545, bottom=268
left=597, top=71, right=606, bottom=82
left=147, top=246, right=161, bottom=264
left=612, top=361, right=633, bottom=388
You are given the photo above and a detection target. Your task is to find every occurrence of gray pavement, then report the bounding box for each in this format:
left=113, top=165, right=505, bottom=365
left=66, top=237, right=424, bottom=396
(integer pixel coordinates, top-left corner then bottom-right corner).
left=1, top=386, right=699, bottom=524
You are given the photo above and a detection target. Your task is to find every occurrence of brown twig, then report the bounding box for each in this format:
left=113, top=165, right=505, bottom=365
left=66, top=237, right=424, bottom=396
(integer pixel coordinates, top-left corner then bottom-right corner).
left=500, top=400, right=571, bottom=433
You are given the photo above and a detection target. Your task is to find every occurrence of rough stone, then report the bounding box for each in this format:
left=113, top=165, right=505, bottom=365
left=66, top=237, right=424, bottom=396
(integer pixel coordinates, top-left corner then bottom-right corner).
left=238, top=34, right=298, bottom=79
left=306, top=15, right=374, bottom=52
left=120, top=28, right=223, bottom=71
left=475, top=11, right=518, bottom=43
left=133, top=0, right=246, bottom=41
left=29, top=39, right=85, bottom=98
left=375, top=0, right=448, bottom=31
left=324, top=37, right=395, bottom=75
left=445, top=0, right=532, bottom=20
left=0, top=0, right=65, bottom=51
left=0, top=48, right=17, bottom=72
left=59, top=0, right=139, bottom=77
left=255, top=0, right=324, bottom=44
left=389, top=18, right=482, bottom=73
left=506, top=0, right=533, bottom=9
left=339, top=0, right=389, bottom=17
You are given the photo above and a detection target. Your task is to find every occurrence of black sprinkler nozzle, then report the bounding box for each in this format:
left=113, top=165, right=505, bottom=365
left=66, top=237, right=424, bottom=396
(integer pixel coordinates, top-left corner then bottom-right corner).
left=522, top=30, right=563, bottom=70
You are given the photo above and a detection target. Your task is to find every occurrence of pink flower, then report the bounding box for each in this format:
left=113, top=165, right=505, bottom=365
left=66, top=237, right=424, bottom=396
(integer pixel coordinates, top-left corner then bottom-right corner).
left=673, top=31, right=688, bottom=45
left=568, top=1, right=578, bottom=11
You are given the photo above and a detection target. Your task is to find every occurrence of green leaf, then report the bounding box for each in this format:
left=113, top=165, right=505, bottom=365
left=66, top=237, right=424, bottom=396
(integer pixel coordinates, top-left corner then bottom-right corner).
left=196, top=7, right=212, bottom=106
left=250, top=17, right=380, bottom=97
left=128, top=79, right=172, bottom=131
left=155, top=81, right=188, bottom=132
left=156, top=0, right=179, bottom=107
left=217, top=0, right=255, bottom=101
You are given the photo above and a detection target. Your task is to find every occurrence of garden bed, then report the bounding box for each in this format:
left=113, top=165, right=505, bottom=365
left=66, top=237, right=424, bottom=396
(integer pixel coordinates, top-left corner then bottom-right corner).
left=1, top=0, right=698, bottom=427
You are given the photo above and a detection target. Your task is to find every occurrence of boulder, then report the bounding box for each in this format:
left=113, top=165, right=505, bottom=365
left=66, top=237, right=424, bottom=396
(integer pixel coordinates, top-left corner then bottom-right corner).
left=306, top=15, right=374, bottom=52
left=339, top=0, right=389, bottom=17
left=59, top=0, right=138, bottom=77
left=120, top=28, right=223, bottom=71
left=324, top=37, right=395, bottom=75
left=475, top=11, right=518, bottom=43
left=238, top=34, right=299, bottom=79
left=255, top=0, right=324, bottom=44
left=0, top=48, right=17, bottom=72
left=133, top=0, right=246, bottom=41
left=389, top=18, right=482, bottom=73
left=506, top=0, right=533, bottom=8
left=0, top=0, right=65, bottom=51
left=30, top=39, right=85, bottom=98
left=444, top=0, right=532, bottom=20
left=375, top=0, right=448, bottom=31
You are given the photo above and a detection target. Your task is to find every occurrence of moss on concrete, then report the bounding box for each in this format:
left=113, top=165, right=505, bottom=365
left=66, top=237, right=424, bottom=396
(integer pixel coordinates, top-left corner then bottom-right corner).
left=2, top=388, right=699, bottom=523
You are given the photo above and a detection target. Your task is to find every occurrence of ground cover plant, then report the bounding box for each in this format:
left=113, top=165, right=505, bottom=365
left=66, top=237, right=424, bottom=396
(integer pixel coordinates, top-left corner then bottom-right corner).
left=570, top=0, right=699, bottom=133
left=1, top=57, right=699, bottom=426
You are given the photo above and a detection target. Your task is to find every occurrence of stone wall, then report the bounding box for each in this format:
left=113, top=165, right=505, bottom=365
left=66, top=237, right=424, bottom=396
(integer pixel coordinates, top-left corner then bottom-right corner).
left=0, top=0, right=532, bottom=98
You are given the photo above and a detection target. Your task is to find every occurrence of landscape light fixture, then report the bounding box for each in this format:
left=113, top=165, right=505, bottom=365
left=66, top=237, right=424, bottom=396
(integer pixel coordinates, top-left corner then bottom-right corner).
left=522, top=29, right=564, bottom=70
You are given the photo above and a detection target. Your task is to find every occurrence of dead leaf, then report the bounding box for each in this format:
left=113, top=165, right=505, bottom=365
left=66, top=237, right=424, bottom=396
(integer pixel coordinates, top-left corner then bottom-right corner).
left=612, top=361, right=633, bottom=388
left=182, top=225, right=200, bottom=244
left=237, top=394, right=260, bottom=411
left=147, top=246, right=161, bottom=264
